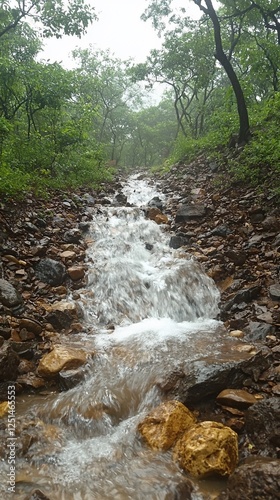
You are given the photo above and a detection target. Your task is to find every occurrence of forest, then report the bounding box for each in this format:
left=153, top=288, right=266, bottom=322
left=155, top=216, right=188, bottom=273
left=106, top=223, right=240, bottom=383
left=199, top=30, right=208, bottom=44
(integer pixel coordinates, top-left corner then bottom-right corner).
left=0, top=0, right=280, bottom=197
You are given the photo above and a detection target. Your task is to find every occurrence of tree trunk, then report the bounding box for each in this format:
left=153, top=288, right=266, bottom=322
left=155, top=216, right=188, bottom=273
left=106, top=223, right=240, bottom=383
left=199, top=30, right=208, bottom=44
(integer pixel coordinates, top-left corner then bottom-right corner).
left=195, top=0, right=251, bottom=144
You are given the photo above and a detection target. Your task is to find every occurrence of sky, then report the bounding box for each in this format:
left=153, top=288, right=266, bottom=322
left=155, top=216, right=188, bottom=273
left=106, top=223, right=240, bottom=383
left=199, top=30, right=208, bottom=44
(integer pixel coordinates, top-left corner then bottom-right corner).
left=39, top=0, right=200, bottom=67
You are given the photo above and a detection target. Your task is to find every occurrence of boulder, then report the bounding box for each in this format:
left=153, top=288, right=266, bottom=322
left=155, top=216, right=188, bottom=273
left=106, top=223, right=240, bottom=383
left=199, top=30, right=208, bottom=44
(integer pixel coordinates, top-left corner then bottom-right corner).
left=175, top=204, right=206, bottom=223
left=219, top=459, right=280, bottom=500
left=245, top=397, right=280, bottom=455
left=37, top=345, right=88, bottom=378
left=35, top=258, right=66, bottom=286
left=138, top=400, right=196, bottom=451
left=173, top=421, right=238, bottom=478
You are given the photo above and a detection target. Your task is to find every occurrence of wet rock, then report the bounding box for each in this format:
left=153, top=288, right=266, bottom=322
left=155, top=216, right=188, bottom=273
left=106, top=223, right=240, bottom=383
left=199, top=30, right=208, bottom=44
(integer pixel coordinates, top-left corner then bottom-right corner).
left=219, top=458, right=280, bottom=500
left=28, top=489, right=51, bottom=500
left=37, top=345, right=88, bottom=378
left=146, top=207, right=166, bottom=223
left=78, top=221, right=91, bottom=232
left=216, top=389, right=257, bottom=410
left=169, top=236, right=189, bottom=249
left=177, top=349, right=270, bottom=405
left=222, top=285, right=261, bottom=312
left=145, top=242, right=153, bottom=251
left=45, top=310, right=73, bottom=331
left=138, top=400, right=196, bottom=451
left=19, top=318, right=42, bottom=336
left=155, top=213, right=169, bottom=224
left=269, top=283, right=280, bottom=301
left=63, top=228, right=81, bottom=244
left=0, top=278, right=24, bottom=312
left=175, top=204, right=206, bottom=223
left=245, top=321, right=274, bottom=341
left=148, top=196, right=163, bottom=211
left=173, top=421, right=238, bottom=478
left=0, top=344, right=20, bottom=381
left=59, top=366, right=87, bottom=390
left=35, top=258, right=66, bottom=286
left=245, top=397, right=280, bottom=455
left=115, top=193, right=127, bottom=205
left=10, top=341, right=35, bottom=359
left=17, top=373, right=45, bottom=389
left=67, top=266, right=85, bottom=281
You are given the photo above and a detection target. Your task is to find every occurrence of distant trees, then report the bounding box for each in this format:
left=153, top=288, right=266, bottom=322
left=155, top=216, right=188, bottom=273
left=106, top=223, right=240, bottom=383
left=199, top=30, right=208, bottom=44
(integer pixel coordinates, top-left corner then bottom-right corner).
left=0, top=1, right=178, bottom=196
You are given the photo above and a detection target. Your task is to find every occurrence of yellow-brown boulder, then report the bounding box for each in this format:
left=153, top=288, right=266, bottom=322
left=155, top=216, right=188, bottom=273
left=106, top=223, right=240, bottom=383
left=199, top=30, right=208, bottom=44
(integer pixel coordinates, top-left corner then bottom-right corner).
left=37, top=345, right=88, bottom=378
left=173, top=421, right=238, bottom=477
left=0, top=401, right=9, bottom=418
left=138, top=400, right=196, bottom=451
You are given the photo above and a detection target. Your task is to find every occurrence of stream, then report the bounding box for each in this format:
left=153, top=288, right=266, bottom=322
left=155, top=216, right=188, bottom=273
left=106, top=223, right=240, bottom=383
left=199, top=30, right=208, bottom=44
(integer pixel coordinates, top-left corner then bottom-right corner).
left=2, top=174, right=226, bottom=500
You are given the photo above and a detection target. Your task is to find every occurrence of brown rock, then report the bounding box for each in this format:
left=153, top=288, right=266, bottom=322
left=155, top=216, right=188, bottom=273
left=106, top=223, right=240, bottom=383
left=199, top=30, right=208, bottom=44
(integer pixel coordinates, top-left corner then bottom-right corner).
left=68, top=266, right=85, bottom=281
left=216, top=389, right=258, bottom=409
left=37, top=345, right=88, bottom=378
left=19, top=318, right=42, bottom=336
left=154, top=213, right=169, bottom=224
left=59, top=250, right=76, bottom=260
left=138, top=400, right=196, bottom=451
left=17, top=373, right=45, bottom=388
left=173, top=421, right=238, bottom=478
left=146, top=207, right=161, bottom=221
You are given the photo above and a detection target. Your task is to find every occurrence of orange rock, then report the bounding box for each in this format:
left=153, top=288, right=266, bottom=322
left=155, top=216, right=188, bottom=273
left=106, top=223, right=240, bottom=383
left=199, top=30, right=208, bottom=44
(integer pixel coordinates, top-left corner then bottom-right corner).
left=173, top=421, right=238, bottom=477
left=138, top=400, right=196, bottom=451
left=37, top=345, right=88, bottom=378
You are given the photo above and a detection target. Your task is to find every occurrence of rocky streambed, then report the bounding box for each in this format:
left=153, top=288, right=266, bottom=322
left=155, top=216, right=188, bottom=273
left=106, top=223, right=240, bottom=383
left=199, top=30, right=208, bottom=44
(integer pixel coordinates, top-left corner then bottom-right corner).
left=0, top=162, right=279, bottom=500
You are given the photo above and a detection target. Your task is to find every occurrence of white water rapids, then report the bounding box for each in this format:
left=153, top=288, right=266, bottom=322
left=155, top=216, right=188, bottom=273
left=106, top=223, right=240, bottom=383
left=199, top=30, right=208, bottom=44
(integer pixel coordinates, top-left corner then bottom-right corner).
left=2, top=174, right=226, bottom=500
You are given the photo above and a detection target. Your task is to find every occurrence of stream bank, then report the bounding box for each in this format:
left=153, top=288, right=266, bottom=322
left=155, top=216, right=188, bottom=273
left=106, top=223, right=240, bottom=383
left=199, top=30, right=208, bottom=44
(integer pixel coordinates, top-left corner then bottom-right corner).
left=0, top=162, right=279, bottom=499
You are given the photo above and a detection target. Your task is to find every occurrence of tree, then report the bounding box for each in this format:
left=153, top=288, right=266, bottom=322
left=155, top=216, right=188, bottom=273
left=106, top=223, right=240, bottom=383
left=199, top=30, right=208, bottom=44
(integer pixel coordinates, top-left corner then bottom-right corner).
left=143, top=0, right=252, bottom=144
left=0, top=0, right=96, bottom=39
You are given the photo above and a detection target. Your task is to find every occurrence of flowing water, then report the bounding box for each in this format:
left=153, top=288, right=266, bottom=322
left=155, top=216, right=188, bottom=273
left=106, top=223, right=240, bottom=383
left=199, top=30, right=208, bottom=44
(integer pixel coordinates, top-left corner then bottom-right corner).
left=1, top=174, right=226, bottom=500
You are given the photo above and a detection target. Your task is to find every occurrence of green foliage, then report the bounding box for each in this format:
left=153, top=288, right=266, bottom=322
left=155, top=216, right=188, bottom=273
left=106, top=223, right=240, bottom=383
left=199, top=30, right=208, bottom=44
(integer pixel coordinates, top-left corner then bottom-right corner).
left=228, top=94, right=280, bottom=188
